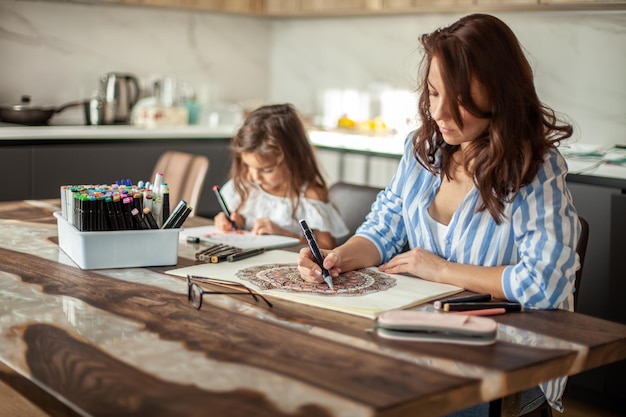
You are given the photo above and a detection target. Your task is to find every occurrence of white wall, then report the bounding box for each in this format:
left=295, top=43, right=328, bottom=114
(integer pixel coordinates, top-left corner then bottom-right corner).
left=0, top=0, right=271, bottom=122
left=269, top=11, right=626, bottom=147
left=1, top=1, right=624, bottom=147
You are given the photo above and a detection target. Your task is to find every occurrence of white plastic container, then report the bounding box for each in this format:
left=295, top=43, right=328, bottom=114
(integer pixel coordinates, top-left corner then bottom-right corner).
left=54, top=212, right=180, bottom=269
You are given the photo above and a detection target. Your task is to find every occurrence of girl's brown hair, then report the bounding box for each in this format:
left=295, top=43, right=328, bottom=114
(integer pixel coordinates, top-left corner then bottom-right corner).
left=414, top=14, right=573, bottom=223
left=230, top=103, right=328, bottom=219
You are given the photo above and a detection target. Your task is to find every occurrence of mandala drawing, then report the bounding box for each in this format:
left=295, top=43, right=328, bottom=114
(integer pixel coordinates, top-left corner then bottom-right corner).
left=235, top=263, right=396, bottom=296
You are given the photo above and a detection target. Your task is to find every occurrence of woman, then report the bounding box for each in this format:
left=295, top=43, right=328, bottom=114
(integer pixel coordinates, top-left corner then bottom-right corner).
left=297, top=14, right=581, bottom=416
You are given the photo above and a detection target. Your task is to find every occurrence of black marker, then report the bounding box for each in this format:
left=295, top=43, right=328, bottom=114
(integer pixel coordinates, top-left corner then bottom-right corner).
left=443, top=302, right=523, bottom=313
left=434, top=293, right=492, bottom=310
left=104, top=197, right=119, bottom=231
left=142, top=207, right=159, bottom=229
left=299, top=219, right=333, bottom=290
left=162, top=199, right=187, bottom=229
left=227, top=247, right=265, bottom=262
left=172, top=204, right=192, bottom=228
left=213, top=185, right=237, bottom=230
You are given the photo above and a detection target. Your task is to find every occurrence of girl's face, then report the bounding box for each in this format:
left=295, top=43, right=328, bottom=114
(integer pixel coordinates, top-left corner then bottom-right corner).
left=241, top=152, right=287, bottom=195
left=427, top=56, right=491, bottom=147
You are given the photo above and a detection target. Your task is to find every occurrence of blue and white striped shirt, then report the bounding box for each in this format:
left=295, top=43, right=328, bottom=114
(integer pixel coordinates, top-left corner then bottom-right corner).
left=356, top=135, right=581, bottom=411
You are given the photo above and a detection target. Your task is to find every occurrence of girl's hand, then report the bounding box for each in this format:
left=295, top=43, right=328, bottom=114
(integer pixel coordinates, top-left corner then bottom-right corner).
left=378, top=247, right=447, bottom=282
left=230, top=212, right=245, bottom=230
left=251, top=218, right=285, bottom=236
left=213, top=212, right=230, bottom=231
left=297, top=247, right=341, bottom=283
left=214, top=212, right=245, bottom=231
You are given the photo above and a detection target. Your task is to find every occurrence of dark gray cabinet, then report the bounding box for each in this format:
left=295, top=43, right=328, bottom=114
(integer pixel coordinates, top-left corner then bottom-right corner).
left=564, top=180, right=626, bottom=413
left=1, top=138, right=232, bottom=219
left=567, top=182, right=620, bottom=320
left=2, top=146, right=31, bottom=201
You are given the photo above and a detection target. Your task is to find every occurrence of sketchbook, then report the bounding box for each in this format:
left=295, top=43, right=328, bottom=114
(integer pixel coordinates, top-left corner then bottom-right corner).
left=166, top=250, right=462, bottom=319
left=180, top=225, right=300, bottom=250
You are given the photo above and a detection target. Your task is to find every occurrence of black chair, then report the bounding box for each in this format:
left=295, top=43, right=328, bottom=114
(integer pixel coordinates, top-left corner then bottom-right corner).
left=505, top=216, right=590, bottom=417
left=327, top=182, right=382, bottom=246
left=573, top=216, right=589, bottom=309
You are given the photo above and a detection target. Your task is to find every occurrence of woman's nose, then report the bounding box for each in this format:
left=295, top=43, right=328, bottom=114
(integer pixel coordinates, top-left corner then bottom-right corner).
left=431, top=98, right=451, bottom=121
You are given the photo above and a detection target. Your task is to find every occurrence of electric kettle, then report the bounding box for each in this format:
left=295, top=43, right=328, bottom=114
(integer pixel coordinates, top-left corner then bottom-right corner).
left=100, top=72, right=141, bottom=124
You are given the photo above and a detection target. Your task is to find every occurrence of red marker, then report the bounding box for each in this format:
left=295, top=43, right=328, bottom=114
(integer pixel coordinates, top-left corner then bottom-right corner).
left=449, top=308, right=506, bottom=317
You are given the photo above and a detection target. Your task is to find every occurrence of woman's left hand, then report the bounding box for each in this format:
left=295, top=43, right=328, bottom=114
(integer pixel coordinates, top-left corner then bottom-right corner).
left=378, top=247, right=447, bottom=282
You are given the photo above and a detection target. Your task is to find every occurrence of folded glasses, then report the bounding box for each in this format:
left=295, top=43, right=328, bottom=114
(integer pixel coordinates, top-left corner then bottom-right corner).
left=186, top=275, right=273, bottom=310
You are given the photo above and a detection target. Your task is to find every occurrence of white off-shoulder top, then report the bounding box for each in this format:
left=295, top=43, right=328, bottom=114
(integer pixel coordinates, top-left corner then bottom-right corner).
left=220, top=180, right=349, bottom=239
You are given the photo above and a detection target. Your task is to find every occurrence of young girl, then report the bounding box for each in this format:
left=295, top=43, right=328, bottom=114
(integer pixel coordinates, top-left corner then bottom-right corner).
left=214, top=103, right=348, bottom=249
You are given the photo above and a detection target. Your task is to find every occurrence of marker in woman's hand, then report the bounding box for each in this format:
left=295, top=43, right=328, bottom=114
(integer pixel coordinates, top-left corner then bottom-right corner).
left=299, top=219, right=334, bottom=290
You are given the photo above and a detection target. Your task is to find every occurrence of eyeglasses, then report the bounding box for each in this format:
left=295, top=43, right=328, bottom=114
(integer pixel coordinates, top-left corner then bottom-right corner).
left=186, top=275, right=273, bottom=310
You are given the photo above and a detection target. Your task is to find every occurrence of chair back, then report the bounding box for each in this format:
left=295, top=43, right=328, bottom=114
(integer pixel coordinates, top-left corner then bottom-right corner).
left=151, top=151, right=209, bottom=217
left=328, top=182, right=382, bottom=246
left=574, top=216, right=589, bottom=309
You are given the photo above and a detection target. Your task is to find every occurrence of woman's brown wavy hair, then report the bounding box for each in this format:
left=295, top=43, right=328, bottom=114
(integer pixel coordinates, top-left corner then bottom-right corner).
left=413, top=14, right=573, bottom=223
left=230, top=103, right=328, bottom=219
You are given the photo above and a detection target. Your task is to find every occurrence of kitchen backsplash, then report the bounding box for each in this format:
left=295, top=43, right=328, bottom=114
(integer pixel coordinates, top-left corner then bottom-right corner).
left=0, top=1, right=624, bottom=147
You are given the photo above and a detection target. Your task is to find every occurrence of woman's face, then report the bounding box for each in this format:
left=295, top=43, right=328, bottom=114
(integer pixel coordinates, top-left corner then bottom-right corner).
left=241, top=152, right=287, bottom=195
left=427, top=56, right=491, bottom=147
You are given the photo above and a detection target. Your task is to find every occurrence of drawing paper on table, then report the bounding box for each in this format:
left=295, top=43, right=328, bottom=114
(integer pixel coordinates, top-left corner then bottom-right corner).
left=180, top=225, right=300, bottom=250
left=167, top=250, right=462, bottom=319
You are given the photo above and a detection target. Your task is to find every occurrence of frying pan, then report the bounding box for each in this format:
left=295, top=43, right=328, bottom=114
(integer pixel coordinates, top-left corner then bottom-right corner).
left=0, top=95, right=83, bottom=126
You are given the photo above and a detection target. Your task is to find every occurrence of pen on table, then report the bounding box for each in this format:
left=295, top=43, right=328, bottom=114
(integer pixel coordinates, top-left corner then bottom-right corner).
left=195, top=244, right=231, bottom=260
left=211, top=249, right=242, bottom=263
left=449, top=308, right=507, bottom=317
left=197, top=245, right=238, bottom=261
left=198, top=244, right=230, bottom=255
left=213, top=185, right=237, bottom=230
left=443, top=302, right=524, bottom=313
left=298, top=218, right=334, bottom=290
left=227, top=247, right=265, bottom=262
left=434, top=293, right=492, bottom=310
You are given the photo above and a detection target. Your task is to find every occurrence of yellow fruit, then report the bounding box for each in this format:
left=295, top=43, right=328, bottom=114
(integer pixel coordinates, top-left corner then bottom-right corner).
left=337, top=115, right=356, bottom=128
left=372, top=117, right=387, bottom=131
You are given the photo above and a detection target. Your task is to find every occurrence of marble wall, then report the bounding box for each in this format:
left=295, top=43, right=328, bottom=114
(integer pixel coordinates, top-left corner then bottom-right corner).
left=269, top=11, right=626, bottom=147
left=1, top=1, right=624, bottom=147
left=0, top=0, right=271, bottom=123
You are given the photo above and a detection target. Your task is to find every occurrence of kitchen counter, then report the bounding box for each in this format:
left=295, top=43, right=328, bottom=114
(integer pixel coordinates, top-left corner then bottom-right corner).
left=0, top=124, right=238, bottom=141
left=307, top=129, right=626, bottom=187
left=2, top=124, right=625, bottom=187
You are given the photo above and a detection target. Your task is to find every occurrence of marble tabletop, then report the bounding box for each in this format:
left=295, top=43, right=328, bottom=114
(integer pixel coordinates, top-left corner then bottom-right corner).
left=1, top=200, right=625, bottom=417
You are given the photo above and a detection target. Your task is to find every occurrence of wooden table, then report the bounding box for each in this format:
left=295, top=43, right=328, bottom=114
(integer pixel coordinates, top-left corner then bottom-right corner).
left=1, top=200, right=625, bottom=417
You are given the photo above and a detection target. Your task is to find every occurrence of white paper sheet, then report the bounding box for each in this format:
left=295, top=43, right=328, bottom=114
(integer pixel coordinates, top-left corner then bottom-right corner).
left=166, top=250, right=462, bottom=319
left=180, top=225, right=300, bottom=250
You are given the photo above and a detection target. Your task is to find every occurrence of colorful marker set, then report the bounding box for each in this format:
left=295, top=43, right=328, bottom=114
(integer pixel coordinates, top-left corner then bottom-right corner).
left=59, top=174, right=191, bottom=232
left=195, top=243, right=243, bottom=263
left=193, top=243, right=265, bottom=263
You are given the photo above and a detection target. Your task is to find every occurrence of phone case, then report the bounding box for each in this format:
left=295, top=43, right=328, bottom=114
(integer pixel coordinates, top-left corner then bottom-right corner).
left=375, top=310, right=498, bottom=345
